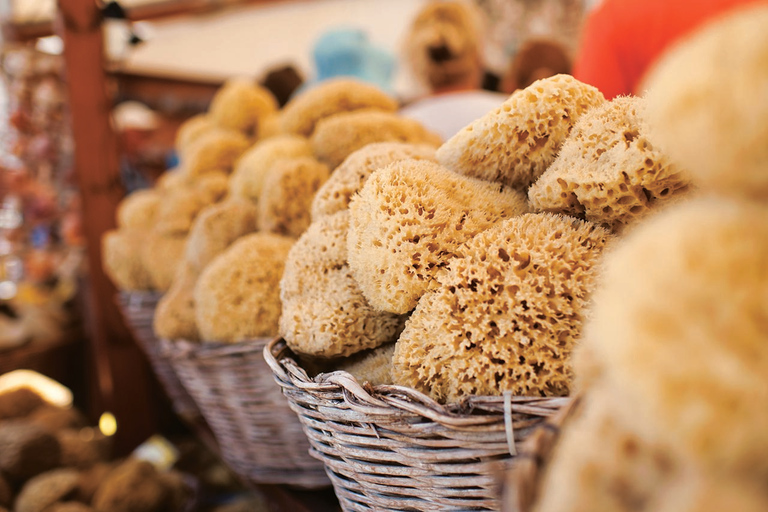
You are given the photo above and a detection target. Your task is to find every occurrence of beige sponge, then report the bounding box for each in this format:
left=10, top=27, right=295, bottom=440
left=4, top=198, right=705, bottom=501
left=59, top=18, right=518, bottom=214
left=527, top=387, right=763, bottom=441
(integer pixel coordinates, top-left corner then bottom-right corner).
left=116, top=189, right=160, bottom=230
left=140, top=232, right=187, bottom=292
left=185, top=199, right=258, bottom=272
left=208, top=78, right=278, bottom=137
left=181, top=128, right=250, bottom=178
left=228, top=134, right=312, bottom=203
left=583, top=198, right=768, bottom=480
left=644, top=4, right=768, bottom=200
left=529, top=96, right=692, bottom=232
left=154, top=263, right=200, bottom=341
left=337, top=343, right=397, bottom=387
left=280, top=211, right=405, bottom=358
left=311, top=109, right=442, bottom=169
left=280, top=78, right=399, bottom=136
left=311, top=141, right=437, bottom=219
left=348, top=159, right=530, bottom=314
left=193, top=170, right=230, bottom=203
left=102, top=229, right=153, bottom=291
left=195, top=233, right=294, bottom=343
left=392, top=213, right=610, bottom=402
left=154, top=187, right=214, bottom=236
left=175, top=114, right=216, bottom=157
left=258, top=157, right=330, bottom=237
left=436, top=74, right=605, bottom=190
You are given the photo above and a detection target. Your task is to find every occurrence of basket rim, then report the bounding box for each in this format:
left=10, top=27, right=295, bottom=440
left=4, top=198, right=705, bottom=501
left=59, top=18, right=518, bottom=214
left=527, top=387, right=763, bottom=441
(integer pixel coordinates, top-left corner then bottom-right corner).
left=162, top=336, right=274, bottom=361
left=264, top=337, right=569, bottom=429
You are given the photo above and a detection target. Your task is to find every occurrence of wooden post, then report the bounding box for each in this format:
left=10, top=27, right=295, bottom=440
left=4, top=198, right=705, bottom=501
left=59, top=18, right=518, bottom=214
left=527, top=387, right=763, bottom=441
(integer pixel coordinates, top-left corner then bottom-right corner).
left=56, top=0, right=158, bottom=454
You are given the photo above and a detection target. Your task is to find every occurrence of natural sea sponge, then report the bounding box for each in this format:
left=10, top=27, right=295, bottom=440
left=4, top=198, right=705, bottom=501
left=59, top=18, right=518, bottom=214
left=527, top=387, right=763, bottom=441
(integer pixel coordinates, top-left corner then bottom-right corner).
left=184, top=199, right=258, bottom=272
left=57, top=428, right=110, bottom=468
left=228, top=135, right=312, bottom=203
left=337, top=343, right=397, bottom=387
left=15, top=468, right=80, bottom=512
left=0, top=421, right=61, bottom=483
left=654, top=475, right=768, bottom=512
left=154, top=188, right=213, bottom=236
left=311, top=110, right=442, bottom=169
left=92, top=459, right=172, bottom=512
left=529, top=96, right=692, bottom=232
left=0, top=387, right=46, bottom=419
left=195, top=233, right=294, bottom=342
left=258, top=112, right=282, bottom=139
left=392, top=213, right=610, bottom=402
left=102, top=229, right=153, bottom=291
left=73, top=463, right=113, bottom=504
left=181, top=128, right=250, bottom=178
left=644, top=4, right=768, bottom=200
left=311, top=141, right=437, bottom=219
left=140, top=233, right=187, bottom=292
left=583, top=198, right=768, bottom=480
left=27, top=405, right=87, bottom=432
left=194, top=170, right=230, bottom=203
left=175, top=114, right=215, bottom=156
left=258, top=157, right=330, bottom=237
left=116, top=189, right=160, bottom=230
left=153, top=263, right=200, bottom=341
left=280, top=212, right=405, bottom=358
left=347, top=159, right=530, bottom=314
left=208, top=78, right=278, bottom=137
left=156, top=169, right=186, bottom=192
left=436, top=74, right=605, bottom=190
left=45, top=504, right=94, bottom=512
left=280, top=78, right=399, bottom=136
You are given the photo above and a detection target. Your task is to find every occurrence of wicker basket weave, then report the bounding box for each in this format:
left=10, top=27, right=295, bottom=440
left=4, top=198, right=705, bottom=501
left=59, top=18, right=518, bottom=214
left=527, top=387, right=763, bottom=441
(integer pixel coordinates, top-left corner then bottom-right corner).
left=265, top=337, right=570, bottom=512
left=115, top=291, right=200, bottom=421
left=162, top=337, right=330, bottom=489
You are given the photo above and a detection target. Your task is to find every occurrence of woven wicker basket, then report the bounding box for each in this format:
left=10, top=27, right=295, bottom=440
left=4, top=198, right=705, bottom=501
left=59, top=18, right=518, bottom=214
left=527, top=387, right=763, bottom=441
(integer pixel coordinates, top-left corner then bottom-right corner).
left=162, top=337, right=330, bottom=489
left=115, top=291, right=200, bottom=421
left=265, top=337, right=570, bottom=512
left=501, top=396, right=583, bottom=512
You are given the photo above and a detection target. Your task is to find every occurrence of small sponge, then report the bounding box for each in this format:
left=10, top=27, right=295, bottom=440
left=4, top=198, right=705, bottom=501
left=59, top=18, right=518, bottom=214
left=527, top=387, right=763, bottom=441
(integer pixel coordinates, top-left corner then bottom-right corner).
left=258, top=156, right=330, bottom=237
left=154, top=187, right=214, bottom=236
left=347, top=159, right=530, bottom=314
left=92, top=459, right=172, bottom=512
left=311, top=110, right=442, bottom=169
left=311, top=141, right=437, bottom=219
left=140, top=232, right=187, bottom=292
left=15, top=468, right=80, bottom=512
left=392, top=213, right=610, bottom=402
left=280, top=78, right=399, bottom=136
left=195, top=233, right=294, bottom=342
left=181, top=128, right=250, bottom=178
left=644, top=4, right=768, bottom=200
left=175, top=114, right=216, bottom=157
left=228, top=135, right=313, bottom=203
left=336, top=343, right=397, bottom=387
left=208, top=78, right=278, bottom=137
left=116, top=189, right=160, bottom=230
left=529, top=96, right=692, bottom=232
left=436, top=75, right=605, bottom=190
left=280, top=212, right=405, bottom=358
left=184, top=199, right=258, bottom=272
left=583, top=198, right=768, bottom=479
left=102, top=229, right=153, bottom=291
left=154, top=263, right=200, bottom=341
left=193, top=170, right=230, bottom=203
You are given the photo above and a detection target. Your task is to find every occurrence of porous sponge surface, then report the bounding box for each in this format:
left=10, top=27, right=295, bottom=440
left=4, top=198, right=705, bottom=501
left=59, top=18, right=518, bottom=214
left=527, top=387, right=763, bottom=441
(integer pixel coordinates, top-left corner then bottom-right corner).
left=337, top=343, right=397, bottom=387
left=644, top=5, right=768, bottom=200
left=311, top=141, right=436, bottom=220
left=195, top=233, right=294, bottom=343
left=280, top=78, right=399, bottom=136
left=184, top=199, right=258, bottom=272
left=310, top=110, right=442, bottom=169
left=392, top=212, right=611, bottom=402
left=154, top=188, right=213, bottom=235
left=583, top=198, right=768, bottom=479
left=181, top=128, right=250, bottom=178
left=436, top=74, right=605, bottom=190
left=228, top=135, right=312, bottom=203
left=258, top=156, right=330, bottom=237
left=140, top=233, right=187, bottom=292
left=175, top=114, right=215, bottom=157
left=529, top=96, right=692, bottom=232
left=208, top=78, right=278, bottom=137
left=116, top=189, right=160, bottom=230
left=347, top=159, right=530, bottom=314
left=154, top=263, right=199, bottom=341
left=102, top=229, right=153, bottom=291
left=280, top=211, right=406, bottom=358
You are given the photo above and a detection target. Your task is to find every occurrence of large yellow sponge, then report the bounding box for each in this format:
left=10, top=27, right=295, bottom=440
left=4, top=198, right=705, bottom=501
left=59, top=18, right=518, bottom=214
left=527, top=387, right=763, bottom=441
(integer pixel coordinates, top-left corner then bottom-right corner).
left=208, top=78, right=278, bottom=138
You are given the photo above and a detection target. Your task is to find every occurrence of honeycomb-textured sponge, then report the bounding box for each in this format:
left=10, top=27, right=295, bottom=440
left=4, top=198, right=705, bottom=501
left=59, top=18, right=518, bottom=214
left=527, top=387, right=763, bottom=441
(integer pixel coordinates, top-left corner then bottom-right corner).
left=184, top=199, right=258, bottom=272
left=392, top=213, right=610, bottom=402
left=436, top=74, right=605, bottom=190
left=182, top=128, right=250, bottom=178
left=258, top=156, right=330, bottom=237
left=102, top=229, right=153, bottom=291
left=208, top=78, right=278, bottom=137
left=195, top=233, right=294, bottom=343
left=311, top=110, right=442, bottom=169
left=337, top=343, right=397, bottom=387
left=583, top=198, right=768, bottom=480
left=280, top=211, right=406, bottom=358
left=194, top=170, right=230, bottom=203
left=280, top=78, right=399, bottom=136
left=348, top=159, right=530, bottom=314
left=140, top=232, right=187, bottom=292
left=15, top=468, right=80, bottom=512
left=228, top=135, right=312, bottom=203
left=116, top=188, right=160, bottom=229
left=644, top=4, right=768, bottom=200
left=153, top=263, right=200, bottom=341
left=529, top=96, right=692, bottom=232
left=311, top=141, right=437, bottom=219
left=154, top=187, right=214, bottom=236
